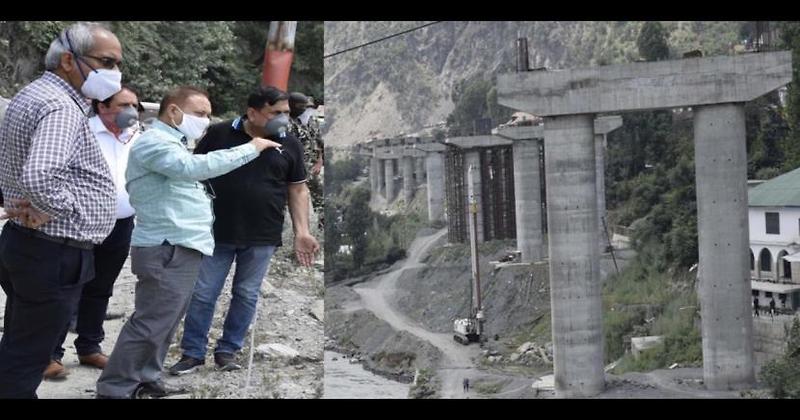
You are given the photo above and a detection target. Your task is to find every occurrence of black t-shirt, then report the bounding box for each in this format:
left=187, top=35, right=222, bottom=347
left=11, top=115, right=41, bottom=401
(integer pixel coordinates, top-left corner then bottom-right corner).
left=194, top=117, right=307, bottom=246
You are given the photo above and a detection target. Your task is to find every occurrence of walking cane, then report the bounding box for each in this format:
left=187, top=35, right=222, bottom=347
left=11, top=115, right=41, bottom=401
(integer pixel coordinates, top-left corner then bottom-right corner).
left=245, top=299, right=258, bottom=394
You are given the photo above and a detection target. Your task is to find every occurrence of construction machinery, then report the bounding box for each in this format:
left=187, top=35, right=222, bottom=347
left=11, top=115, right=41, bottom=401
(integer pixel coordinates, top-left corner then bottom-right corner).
left=453, top=164, right=485, bottom=345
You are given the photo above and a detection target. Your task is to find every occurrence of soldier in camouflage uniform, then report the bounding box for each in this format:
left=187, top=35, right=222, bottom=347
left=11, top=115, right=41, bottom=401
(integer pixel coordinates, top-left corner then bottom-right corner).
left=288, top=93, right=323, bottom=220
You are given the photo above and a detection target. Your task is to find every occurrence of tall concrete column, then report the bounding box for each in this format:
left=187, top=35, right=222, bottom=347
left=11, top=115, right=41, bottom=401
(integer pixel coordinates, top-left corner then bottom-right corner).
left=370, top=157, right=380, bottom=196
left=512, top=138, right=543, bottom=262
left=694, top=103, right=754, bottom=390
left=544, top=114, right=604, bottom=398
left=377, top=159, right=386, bottom=197
left=463, top=149, right=484, bottom=242
left=402, top=156, right=415, bottom=203
left=425, top=152, right=445, bottom=223
left=384, top=158, right=395, bottom=202
left=415, top=157, right=426, bottom=186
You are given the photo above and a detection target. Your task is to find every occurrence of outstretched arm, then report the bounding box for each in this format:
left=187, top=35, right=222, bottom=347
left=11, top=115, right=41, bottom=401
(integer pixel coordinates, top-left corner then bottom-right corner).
left=287, top=182, right=319, bottom=267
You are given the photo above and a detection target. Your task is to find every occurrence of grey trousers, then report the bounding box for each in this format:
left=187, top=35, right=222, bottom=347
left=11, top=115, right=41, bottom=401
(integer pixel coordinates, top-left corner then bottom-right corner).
left=96, top=245, right=202, bottom=397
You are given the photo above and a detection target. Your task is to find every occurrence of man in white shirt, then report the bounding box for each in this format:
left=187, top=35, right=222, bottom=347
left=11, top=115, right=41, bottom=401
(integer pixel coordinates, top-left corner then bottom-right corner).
left=46, top=85, right=141, bottom=379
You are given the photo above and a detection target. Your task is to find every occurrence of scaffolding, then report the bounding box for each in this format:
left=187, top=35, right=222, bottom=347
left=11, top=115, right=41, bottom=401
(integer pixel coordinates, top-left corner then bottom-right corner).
left=445, top=144, right=517, bottom=243
left=445, top=144, right=467, bottom=243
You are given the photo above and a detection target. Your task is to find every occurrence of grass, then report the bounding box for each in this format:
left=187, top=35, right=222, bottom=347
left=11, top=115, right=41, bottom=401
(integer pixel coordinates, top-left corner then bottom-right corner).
left=603, top=256, right=703, bottom=373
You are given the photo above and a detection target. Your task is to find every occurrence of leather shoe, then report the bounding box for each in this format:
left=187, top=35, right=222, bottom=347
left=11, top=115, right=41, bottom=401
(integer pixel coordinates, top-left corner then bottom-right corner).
left=78, top=353, right=109, bottom=370
left=43, top=359, right=68, bottom=380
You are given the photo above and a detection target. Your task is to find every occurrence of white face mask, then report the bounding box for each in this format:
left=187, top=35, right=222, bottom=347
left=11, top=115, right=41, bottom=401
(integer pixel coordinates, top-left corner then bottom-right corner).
left=81, top=68, right=122, bottom=101
left=298, top=108, right=317, bottom=125
left=174, top=107, right=210, bottom=141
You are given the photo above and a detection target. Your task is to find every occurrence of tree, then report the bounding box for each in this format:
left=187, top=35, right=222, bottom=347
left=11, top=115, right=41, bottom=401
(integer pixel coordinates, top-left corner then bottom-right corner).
left=0, top=21, right=322, bottom=117
left=762, top=317, right=800, bottom=398
left=777, top=22, right=800, bottom=171
left=446, top=75, right=513, bottom=137
left=343, top=186, right=372, bottom=268
left=637, top=21, right=670, bottom=61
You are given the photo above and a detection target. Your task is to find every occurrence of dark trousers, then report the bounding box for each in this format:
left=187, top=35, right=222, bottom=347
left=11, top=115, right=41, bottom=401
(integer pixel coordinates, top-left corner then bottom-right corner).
left=53, top=216, right=134, bottom=359
left=0, top=223, right=94, bottom=398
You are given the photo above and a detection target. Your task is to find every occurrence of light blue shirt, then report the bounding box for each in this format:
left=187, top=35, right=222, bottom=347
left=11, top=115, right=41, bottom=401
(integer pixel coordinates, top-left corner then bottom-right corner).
left=126, top=120, right=258, bottom=255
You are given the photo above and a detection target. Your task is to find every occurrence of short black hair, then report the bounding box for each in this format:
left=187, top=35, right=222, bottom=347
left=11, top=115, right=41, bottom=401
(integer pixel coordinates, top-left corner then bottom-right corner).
left=158, top=86, right=209, bottom=117
left=91, top=84, right=142, bottom=114
left=247, top=85, right=289, bottom=110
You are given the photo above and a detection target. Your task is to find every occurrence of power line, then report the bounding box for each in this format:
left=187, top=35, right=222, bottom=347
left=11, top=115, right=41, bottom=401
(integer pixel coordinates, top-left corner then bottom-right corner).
left=323, top=21, right=443, bottom=59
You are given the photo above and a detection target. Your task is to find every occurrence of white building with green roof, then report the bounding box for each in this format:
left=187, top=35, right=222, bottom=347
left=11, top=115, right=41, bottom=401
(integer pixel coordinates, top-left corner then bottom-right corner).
left=748, top=166, right=800, bottom=312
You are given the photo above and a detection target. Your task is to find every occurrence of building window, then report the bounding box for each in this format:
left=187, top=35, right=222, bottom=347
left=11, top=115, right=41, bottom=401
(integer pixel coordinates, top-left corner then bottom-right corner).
left=750, top=250, right=754, bottom=270
left=766, top=212, right=780, bottom=234
left=784, top=258, right=793, bottom=279
left=760, top=248, right=772, bottom=272
left=765, top=291, right=773, bottom=298
left=752, top=290, right=760, bottom=297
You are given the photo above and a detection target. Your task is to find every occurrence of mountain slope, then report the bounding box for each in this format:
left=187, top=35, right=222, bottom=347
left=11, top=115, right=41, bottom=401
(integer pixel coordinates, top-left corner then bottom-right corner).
left=323, top=21, right=741, bottom=146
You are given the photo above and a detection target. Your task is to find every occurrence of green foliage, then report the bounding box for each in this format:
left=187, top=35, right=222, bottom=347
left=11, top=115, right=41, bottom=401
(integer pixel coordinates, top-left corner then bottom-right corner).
left=637, top=21, right=670, bottom=61
left=0, top=21, right=322, bottom=117
left=342, top=186, right=372, bottom=267
left=603, top=253, right=701, bottom=365
left=324, top=162, right=427, bottom=281
left=777, top=22, right=800, bottom=172
left=761, top=318, right=800, bottom=398
left=446, top=74, right=513, bottom=137
left=326, top=154, right=366, bottom=198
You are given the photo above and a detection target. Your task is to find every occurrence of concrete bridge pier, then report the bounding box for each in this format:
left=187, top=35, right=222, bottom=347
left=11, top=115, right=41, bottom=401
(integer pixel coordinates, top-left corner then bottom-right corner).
left=694, top=103, right=754, bottom=389
left=544, top=114, right=605, bottom=398
left=402, top=156, right=415, bottom=204
left=426, top=152, right=445, bottom=223
left=384, top=158, right=395, bottom=202
left=499, top=50, right=792, bottom=395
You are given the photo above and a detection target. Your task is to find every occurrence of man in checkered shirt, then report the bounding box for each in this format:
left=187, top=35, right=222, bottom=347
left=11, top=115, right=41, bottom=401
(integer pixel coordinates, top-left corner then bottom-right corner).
left=0, top=22, right=119, bottom=399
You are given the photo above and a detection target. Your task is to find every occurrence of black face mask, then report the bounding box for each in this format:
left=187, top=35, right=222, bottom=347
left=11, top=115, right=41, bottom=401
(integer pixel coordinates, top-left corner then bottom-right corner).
left=264, top=114, right=290, bottom=140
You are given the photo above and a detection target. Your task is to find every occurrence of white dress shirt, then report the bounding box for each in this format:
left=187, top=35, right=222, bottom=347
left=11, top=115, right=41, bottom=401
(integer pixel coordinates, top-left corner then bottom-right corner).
left=89, top=115, right=138, bottom=219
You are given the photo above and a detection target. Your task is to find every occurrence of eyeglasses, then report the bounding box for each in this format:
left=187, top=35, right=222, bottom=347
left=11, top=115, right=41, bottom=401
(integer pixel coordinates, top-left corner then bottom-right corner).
left=81, top=54, right=122, bottom=70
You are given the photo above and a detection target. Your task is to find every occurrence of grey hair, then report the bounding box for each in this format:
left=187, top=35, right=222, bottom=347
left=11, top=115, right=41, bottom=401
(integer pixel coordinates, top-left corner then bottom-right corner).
left=44, top=22, right=109, bottom=71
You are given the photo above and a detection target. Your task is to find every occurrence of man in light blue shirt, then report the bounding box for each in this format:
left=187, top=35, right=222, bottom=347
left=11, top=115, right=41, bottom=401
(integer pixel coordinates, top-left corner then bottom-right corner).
left=96, top=86, right=280, bottom=399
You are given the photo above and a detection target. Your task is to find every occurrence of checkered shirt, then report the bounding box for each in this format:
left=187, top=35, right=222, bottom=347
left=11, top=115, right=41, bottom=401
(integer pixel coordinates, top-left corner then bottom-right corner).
left=0, top=71, right=115, bottom=243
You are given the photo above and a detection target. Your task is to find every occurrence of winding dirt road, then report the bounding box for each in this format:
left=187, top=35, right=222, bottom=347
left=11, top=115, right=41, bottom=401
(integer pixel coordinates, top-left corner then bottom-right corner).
left=352, top=229, right=530, bottom=398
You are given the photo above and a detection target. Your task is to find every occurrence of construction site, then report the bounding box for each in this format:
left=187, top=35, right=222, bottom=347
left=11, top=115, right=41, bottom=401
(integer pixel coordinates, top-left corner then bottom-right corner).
left=324, top=21, right=800, bottom=399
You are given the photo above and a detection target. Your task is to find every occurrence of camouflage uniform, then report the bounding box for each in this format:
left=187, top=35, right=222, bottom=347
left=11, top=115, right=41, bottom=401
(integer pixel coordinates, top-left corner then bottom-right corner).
left=289, top=116, right=324, bottom=216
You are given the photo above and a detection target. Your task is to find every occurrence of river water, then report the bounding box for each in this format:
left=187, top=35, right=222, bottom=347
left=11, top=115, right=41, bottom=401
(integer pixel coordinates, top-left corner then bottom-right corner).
left=323, top=351, right=410, bottom=399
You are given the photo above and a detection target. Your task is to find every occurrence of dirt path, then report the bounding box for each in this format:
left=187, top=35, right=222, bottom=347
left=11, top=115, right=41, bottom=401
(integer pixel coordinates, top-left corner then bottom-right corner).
left=351, top=229, right=530, bottom=398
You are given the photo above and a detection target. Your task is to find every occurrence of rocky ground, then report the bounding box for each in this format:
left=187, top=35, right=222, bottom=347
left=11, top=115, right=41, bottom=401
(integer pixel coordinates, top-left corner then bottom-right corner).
left=0, top=211, right=324, bottom=399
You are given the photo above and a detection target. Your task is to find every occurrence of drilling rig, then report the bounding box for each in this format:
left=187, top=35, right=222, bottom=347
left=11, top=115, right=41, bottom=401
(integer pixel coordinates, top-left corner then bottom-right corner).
left=453, top=164, right=485, bottom=345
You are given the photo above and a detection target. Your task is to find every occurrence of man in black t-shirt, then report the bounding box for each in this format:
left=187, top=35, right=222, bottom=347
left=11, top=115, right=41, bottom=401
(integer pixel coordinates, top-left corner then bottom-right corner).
left=168, top=86, right=319, bottom=374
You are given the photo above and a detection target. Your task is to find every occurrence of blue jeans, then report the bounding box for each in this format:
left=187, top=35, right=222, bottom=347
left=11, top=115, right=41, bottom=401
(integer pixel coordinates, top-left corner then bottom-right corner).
left=180, top=244, right=276, bottom=360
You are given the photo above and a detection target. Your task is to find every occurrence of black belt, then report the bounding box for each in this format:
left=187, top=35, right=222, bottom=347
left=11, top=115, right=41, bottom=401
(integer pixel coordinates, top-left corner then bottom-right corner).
left=8, top=222, right=94, bottom=251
